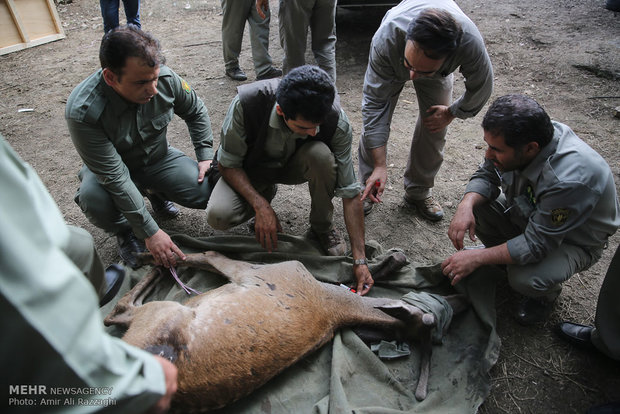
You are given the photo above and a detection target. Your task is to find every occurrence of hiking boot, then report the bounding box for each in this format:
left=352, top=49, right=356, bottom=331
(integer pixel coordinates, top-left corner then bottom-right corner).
left=256, top=67, right=282, bottom=80
left=312, top=228, right=347, bottom=256
left=146, top=193, right=180, bottom=219
left=116, top=231, right=146, bottom=269
left=403, top=195, right=444, bottom=222
left=225, top=67, right=247, bottom=81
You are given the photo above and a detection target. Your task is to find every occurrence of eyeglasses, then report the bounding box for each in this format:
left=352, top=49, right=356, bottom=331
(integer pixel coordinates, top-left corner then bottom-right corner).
left=403, top=56, right=437, bottom=76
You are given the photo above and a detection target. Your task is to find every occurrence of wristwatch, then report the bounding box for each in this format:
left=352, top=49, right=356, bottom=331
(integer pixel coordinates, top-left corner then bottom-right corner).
left=353, top=258, right=368, bottom=266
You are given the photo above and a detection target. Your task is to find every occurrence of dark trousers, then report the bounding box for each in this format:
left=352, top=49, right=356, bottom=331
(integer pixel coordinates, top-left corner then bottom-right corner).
left=100, top=0, right=140, bottom=33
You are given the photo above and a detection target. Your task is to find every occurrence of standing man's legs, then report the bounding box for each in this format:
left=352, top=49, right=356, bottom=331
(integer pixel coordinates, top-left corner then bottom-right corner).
left=309, top=0, right=337, bottom=82
left=404, top=74, right=453, bottom=202
left=121, top=0, right=140, bottom=28
left=100, top=0, right=121, bottom=33
left=247, top=0, right=276, bottom=78
left=279, top=0, right=311, bottom=75
left=221, top=0, right=250, bottom=79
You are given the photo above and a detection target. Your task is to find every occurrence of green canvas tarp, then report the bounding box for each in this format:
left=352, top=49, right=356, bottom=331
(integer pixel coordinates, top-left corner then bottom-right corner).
left=103, top=234, right=501, bottom=413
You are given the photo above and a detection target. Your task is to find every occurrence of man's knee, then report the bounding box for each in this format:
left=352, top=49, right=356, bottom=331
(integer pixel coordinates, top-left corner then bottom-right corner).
left=507, top=266, right=564, bottom=300
left=304, top=142, right=336, bottom=175
left=206, top=204, right=236, bottom=230
left=74, top=181, right=115, bottom=218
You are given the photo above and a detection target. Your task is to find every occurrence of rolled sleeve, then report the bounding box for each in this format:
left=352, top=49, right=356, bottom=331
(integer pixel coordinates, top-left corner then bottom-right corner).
left=331, top=109, right=363, bottom=199
left=218, top=96, right=249, bottom=168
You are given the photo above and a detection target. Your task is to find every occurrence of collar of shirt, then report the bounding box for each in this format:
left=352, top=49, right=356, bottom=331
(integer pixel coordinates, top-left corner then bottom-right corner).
left=519, top=128, right=560, bottom=184
left=101, top=79, right=134, bottom=117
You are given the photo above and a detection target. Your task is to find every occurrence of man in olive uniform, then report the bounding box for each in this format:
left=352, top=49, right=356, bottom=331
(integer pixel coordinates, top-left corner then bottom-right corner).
left=0, top=134, right=177, bottom=413
left=66, top=25, right=214, bottom=268
left=442, top=95, right=619, bottom=325
left=206, top=65, right=374, bottom=295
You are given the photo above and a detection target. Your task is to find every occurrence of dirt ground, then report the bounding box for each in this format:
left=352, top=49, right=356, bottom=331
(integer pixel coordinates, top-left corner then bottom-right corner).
left=1, top=0, right=619, bottom=412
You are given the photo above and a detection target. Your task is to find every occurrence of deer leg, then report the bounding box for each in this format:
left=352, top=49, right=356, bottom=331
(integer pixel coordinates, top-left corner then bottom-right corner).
left=104, top=267, right=164, bottom=328
left=371, top=251, right=408, bottom=281
left=136, top=251, right=262, bottom=285
left=414, top=324, right=433, bottom=401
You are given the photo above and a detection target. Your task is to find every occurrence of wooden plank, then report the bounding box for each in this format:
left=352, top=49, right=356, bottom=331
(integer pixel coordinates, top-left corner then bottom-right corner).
left=0, top=0, right=65, bottom=56
left=0, top=0, right=22, bottom=48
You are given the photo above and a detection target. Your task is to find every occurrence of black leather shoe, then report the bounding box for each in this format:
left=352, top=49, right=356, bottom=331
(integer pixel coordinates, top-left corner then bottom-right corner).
left=116, top=231, right=146, bottom=269
left=147, top=193, right=180, bottom=219
left=514, top=297, right=555, bottom=326
left=557, top=322, right=596, bottom=351
left=256, top=67, right=282, bottom=80
left=225, top=67, right=247, bottom=81
left=99, top=264, right=125, bottom=307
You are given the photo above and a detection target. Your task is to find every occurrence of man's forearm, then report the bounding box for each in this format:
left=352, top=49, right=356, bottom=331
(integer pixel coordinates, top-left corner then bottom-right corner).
left=369, top=146, right=387, bottom=170
left=342, top=196, right=366, bottom=260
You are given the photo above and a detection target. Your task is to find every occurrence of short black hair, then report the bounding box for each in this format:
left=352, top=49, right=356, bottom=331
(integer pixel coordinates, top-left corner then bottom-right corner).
left=482, top=94, right=554, bottom=149
left=406, top=9, right=462, bottom=60
left=99, top=24, right=165, bottom=77
left=276, top=65, right=335, bottom=123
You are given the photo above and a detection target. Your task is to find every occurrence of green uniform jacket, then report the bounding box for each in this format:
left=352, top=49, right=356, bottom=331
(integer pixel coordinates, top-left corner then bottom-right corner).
left=65, top=66, right=213, bottom=239
left=0, top=135, right=165, bottom=412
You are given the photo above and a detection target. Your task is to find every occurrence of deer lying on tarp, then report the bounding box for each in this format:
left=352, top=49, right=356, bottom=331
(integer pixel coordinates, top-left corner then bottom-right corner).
left=104, top=250, right=467, bottom=412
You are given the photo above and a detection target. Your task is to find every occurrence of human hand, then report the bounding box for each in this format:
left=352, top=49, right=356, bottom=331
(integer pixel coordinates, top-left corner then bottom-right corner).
left=254, top=206, right=282, bottom=252
left=146, top=356, right=178, bottom=414
left=441, top=250, right=480, bottom=286
left=353, top=264, right=374, bottom=296
left=197, top=159, right=212, bottom=183
left=360, top=168, right=387, bottom=204
left=447, top=204, right=477, bottom=251
left=423, top=105, right=455, bottom=133
left=145, top=229, right=186, bottom=268
left=256, top=0, right=269, bottom=19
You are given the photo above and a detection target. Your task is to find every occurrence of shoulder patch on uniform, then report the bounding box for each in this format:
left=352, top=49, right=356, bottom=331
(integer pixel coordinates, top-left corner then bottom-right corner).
left=551, top=208, right=570, bottom=226
left=181, top=79, right=191, bottom=94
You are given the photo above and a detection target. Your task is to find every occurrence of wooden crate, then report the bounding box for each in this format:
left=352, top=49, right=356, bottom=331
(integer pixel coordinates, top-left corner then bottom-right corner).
left=0, top=0, right=65, bottom=56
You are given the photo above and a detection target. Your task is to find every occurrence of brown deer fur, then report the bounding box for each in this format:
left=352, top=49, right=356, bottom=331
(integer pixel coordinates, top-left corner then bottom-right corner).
left=105, top=251, right=464, bottom=411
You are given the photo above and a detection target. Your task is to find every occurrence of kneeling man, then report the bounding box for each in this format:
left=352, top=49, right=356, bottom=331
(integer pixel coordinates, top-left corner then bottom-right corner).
left=206, top=65, right=374, bottom=295
left=442, top=94, right=619, bottom=325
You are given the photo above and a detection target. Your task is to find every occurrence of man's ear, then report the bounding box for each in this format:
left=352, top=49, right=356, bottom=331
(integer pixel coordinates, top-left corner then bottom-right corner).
left=102, top=68, right=117, bottom=87
left=524, top=141, right=540, bottom=157
left=275, top=104, right=284, bottom=117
